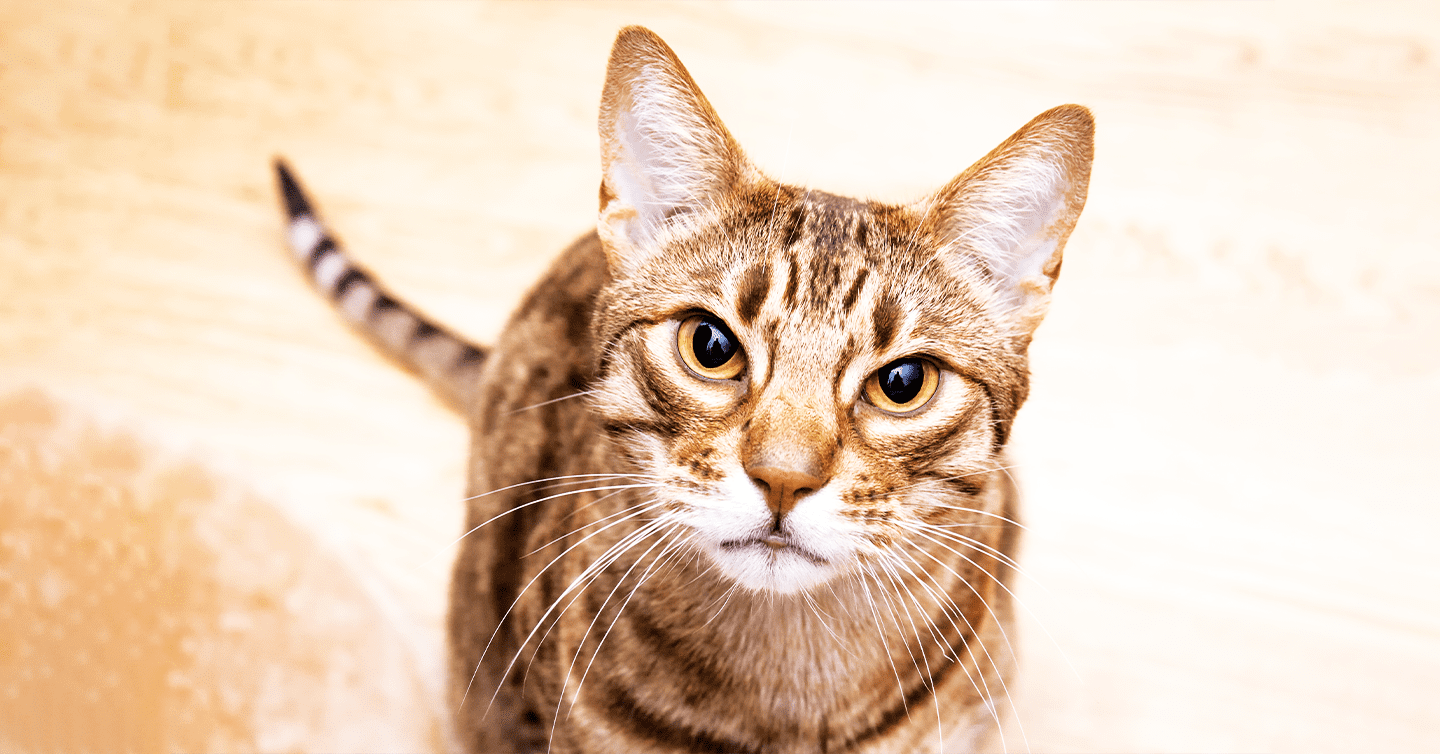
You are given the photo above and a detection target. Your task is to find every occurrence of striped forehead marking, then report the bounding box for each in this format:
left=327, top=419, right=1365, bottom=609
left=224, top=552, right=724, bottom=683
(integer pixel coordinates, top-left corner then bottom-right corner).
left=785, top=198, right=867, bottom=306
left=736, top=261, right=771, bottom=325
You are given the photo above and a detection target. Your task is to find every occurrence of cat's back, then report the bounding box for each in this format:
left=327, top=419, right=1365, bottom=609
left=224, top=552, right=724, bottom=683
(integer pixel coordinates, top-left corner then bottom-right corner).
left=468, top=230, right=610, bottom=484
left=446, top=230, right=616, bottom=752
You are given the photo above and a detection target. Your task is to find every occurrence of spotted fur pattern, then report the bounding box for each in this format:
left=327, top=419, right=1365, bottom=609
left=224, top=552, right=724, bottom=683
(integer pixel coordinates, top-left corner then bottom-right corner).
left=276, top=26, right=1092, bottom=754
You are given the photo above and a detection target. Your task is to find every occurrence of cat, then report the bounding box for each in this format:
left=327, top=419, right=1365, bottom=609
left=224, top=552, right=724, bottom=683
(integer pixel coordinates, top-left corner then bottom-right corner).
left=275, top=25, right=1092, bottom=754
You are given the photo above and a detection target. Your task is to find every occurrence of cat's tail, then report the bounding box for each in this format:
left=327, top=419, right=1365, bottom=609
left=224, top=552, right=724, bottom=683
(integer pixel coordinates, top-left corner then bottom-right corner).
left=273, top=159, right=486, bottom=411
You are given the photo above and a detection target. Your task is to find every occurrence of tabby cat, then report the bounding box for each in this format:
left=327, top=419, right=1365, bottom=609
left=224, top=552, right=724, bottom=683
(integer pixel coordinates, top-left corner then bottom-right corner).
left=275, top=26, right=1092, bottom=754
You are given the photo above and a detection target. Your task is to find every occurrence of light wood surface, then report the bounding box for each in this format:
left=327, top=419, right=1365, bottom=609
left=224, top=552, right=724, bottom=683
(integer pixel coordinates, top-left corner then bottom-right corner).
left=2, top=1, right=1437, bottom=752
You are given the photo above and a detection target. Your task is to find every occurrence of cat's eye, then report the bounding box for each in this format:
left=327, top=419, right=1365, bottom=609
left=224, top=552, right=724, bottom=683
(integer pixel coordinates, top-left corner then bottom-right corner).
left=677, top=314, right=746, bottom=380
left=864, top=357, right=939, bottom=414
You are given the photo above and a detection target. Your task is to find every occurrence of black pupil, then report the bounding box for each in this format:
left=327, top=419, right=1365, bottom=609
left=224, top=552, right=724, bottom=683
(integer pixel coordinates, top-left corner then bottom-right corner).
left=879, top=359, right=925, bottom=405
left=693, top=318, right=737, bottom=369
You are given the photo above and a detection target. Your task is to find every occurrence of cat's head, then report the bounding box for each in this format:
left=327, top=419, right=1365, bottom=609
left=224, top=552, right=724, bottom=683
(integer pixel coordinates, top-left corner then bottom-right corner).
left=589, top=27, right=1092, bottom=595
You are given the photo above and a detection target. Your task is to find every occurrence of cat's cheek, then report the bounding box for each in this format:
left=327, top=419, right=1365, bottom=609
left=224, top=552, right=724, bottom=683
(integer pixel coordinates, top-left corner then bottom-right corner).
left=588, top=369, right=655, bottom=424
left=666, top=465, right=770, bottom=542
left=627, top=433, right=670, bottom=477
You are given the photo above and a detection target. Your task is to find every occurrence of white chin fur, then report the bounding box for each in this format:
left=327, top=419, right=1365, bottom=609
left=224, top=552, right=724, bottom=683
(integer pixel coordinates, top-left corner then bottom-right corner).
left=705, top=542, right=839, bottom=595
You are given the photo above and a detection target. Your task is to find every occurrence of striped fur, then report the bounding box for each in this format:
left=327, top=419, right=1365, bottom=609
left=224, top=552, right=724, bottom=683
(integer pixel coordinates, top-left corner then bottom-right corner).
left=276, top=26, right=1092, bottom=754
left=275, top=160, right=485, bottom=410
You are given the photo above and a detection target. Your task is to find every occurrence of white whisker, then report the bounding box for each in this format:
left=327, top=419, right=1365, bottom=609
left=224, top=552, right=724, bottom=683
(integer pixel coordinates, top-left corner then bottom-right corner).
left=425, top=481, right=661, bottom=568
left=566, top=530, right=694, bottom=722
left=910, top=522, right=1026, bottom=575
left=489, top=517, right=671, bottom=714
left=888, top=546, right=1014, bottom=751
left=856, top=568, right=911, bottom=719
left=460, top=501, right=668, bottom=713
left=873, top=556, right=947, bottom=750
left=505, top=389, right=600, bottom=415
left=551, top=523, right=683, bottom=735
left=890, top=537, right=1030, bottom=753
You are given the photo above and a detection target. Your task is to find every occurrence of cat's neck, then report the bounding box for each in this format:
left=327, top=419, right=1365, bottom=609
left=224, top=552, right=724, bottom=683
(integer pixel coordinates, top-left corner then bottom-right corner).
left=632, top=546, right=970, bottom=696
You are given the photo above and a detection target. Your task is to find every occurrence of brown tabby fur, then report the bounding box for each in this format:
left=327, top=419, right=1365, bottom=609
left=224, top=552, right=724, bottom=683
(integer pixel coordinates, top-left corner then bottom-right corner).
left=277, top=26, right=1092, bottom=754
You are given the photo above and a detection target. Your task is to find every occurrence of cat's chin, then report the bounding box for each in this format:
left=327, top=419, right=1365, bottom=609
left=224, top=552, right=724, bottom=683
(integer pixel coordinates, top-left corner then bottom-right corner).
left=707, top=539, right=839, bottom=595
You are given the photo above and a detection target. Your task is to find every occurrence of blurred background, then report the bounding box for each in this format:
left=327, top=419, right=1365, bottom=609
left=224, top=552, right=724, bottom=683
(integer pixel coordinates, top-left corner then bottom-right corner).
left=1, top=1, right=1436, bottom=752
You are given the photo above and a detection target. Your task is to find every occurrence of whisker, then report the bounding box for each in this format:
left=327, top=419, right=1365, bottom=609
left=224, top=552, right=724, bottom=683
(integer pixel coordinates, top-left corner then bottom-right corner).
left=700, top=578, right=744, bottom=629
left=566, top=529, right=694, bottom=722
left=887, top=547, right=1012, bottom=750
left=527, top=488, right=648, bottom=556
left=856, top=568, right=911, bottom=719
left=824, top=579, right=864, bottom=624
left=425, top=481, right=661, bottom=567
left=460, top=501, right=667, bottom=713
left=900, top=527, right=1029, bottom=645
left=891, top=463, right=1022, bottom=495
left=890, top=534, right=1031, bottom=751
left=873, top=556, right=947, bottom=749
left=907, top=524, right=1080, bottom=687
left=799, top=589, right=852, bottom=656
left=551, top=524, right=681, bottom=731
left=505, top=389, right=599, bottom=415
left=913, top=500, right=1028, bottom=531
left=870, top=562, right=930, bottom=686
left=522, top=520, right=669, bottom=682
left=461, top=473, right=659, bottom=506
left=908, top=521, right=1027, bottom=575
left=535, top=521, right=680, bottom=751
left=489, top=517, right=671, bottom=714
left=503, top=502, right=670, bottom=648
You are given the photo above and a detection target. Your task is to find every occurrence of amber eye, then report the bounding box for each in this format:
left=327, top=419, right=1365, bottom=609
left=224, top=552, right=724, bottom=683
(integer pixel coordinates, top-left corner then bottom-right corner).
left=864, top=358, right=939, bottom=414
left=677, top=315, right=746, bottom=380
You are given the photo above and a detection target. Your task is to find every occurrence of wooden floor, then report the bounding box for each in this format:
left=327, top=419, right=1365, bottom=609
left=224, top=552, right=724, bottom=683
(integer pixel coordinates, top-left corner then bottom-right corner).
left=2, top=1, right=1437, bottom=751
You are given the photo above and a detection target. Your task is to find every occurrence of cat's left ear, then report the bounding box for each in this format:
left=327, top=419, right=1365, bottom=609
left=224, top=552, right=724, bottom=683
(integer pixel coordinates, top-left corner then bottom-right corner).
left=927, top=105, right=1094, bottom=339
left=596, top=26, right=749, bottom=275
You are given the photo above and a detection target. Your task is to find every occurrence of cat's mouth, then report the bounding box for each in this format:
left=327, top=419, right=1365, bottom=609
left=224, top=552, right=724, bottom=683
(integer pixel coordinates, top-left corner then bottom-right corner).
left=719, top=535, right=828, bottom=566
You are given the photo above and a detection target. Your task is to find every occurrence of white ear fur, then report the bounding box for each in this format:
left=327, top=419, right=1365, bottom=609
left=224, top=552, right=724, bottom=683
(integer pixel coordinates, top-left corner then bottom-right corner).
left=597, top=27, right=744, bottom=274
left=929, top=105, right=1094, bottom=336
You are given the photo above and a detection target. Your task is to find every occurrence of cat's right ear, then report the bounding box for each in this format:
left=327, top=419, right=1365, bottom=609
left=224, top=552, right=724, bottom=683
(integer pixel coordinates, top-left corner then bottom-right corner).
left=597, top=26, right=746, bottom=275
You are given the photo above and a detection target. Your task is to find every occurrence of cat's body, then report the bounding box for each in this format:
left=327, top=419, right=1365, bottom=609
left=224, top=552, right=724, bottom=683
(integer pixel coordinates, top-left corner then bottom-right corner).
left=276, top=27, right=1092, bottom=754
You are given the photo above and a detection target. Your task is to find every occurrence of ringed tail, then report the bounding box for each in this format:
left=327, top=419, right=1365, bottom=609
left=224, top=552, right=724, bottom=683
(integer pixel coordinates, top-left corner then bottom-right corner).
left=274, top=158, right=486, bottom=410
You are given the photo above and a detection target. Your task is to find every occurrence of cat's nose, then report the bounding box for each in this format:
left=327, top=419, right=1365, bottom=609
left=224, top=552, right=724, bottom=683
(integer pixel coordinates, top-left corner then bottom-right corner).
left=748, top=465, right=825, bottom=518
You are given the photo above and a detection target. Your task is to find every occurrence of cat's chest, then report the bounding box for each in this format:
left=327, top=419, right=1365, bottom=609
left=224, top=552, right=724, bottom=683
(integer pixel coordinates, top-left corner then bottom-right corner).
left=527, top=567, right=977, bottom=754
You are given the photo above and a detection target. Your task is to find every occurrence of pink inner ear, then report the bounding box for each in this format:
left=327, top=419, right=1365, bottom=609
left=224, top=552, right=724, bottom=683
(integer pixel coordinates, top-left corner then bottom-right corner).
left=599, top=31, right=748, bottom=258
left=602, top=88, right=733, bottom=237
left=926, top=106, right=1094, bottom=328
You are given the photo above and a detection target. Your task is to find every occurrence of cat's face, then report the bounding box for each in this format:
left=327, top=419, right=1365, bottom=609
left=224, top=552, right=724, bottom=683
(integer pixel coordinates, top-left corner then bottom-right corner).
left=589, top=28, right=1091, bottom=595
left=592, top=189, right=1025, bottom=594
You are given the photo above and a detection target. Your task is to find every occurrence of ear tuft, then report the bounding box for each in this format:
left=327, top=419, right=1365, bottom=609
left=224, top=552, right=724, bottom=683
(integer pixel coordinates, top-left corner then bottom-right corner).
left=927, top=105, right=1095, bottom=337
left=597, top=27, right=746, bottom=273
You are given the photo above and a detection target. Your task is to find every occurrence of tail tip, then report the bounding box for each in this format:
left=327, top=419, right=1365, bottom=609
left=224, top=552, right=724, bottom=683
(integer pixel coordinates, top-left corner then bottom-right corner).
left=273, top=157, right=314, bottom=219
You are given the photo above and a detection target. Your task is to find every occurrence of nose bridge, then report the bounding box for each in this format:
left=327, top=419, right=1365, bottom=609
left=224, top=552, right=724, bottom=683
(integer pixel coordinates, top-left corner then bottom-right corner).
left=747, top=356, right=836, bottom=457
left=745, top=395, right=829, bottom=468
left=742, top=361, right=838, bottom=518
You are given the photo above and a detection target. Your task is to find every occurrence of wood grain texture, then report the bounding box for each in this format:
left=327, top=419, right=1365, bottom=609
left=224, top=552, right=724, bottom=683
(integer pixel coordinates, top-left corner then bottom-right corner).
left=1, top=1, right=1437, bottom=751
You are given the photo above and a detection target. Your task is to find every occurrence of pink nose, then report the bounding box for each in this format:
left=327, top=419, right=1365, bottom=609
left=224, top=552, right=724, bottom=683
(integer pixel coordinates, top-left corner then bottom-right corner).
left=748, top=466, right=824, bottom=518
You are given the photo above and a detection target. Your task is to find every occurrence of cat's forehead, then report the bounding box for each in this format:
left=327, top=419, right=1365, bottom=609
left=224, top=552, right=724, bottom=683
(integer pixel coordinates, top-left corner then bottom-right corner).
left=728, top=185, right=885, bottom=247
left=722, top=185, right=988, bottom=327
left=788, top=188, right=864, bottom=215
